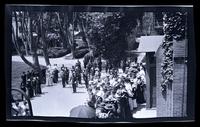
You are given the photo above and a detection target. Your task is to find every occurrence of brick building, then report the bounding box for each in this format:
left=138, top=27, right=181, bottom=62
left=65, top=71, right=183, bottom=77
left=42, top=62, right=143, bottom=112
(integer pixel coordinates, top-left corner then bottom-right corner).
left=156, top=39, right=188, bottom=117
left=127, top=36, right=188, bottom=117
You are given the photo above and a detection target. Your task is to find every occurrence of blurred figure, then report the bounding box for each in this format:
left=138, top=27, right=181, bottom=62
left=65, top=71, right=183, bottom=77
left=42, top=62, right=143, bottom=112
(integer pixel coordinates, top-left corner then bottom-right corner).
left=71, top=72, right=77, bottom=93
left=83, top=69, right=89, bottom=89
left=60, top=69, right=66, bottom=88
left=65, top=67, right=70, bottom=84
left=20, top=72, right=27, bottom=100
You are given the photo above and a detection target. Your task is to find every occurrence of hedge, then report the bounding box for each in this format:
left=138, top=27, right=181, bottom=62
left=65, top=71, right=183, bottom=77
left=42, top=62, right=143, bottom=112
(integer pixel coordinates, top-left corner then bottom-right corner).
left=74, top=48, right=89, bottom=59
left=48, top=47, right=71, bottom=58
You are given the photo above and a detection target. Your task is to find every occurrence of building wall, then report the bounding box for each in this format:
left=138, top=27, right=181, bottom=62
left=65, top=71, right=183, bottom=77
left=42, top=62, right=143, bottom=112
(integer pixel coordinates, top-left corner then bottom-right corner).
left=156, top=46, right=169, bottom=116
left=156, top=40, right=187, bottom=117
left=145, top=52, right=156, bottom=109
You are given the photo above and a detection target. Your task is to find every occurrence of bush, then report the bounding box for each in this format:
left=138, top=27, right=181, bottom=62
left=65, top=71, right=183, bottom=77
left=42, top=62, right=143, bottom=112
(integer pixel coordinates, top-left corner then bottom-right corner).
left=76, top=45, right=88, bottom=50
left=74, top=48, right=89, bottom=59
left=48, top=47, right=71, bottom=58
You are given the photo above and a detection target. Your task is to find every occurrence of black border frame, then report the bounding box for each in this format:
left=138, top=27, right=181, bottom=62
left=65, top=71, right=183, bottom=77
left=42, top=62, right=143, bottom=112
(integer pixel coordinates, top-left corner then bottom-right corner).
left=3, top=4, right=197, bottom=125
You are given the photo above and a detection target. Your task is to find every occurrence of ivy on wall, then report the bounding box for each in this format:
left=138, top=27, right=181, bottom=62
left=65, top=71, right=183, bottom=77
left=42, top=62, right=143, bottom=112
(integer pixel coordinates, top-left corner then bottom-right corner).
left=161, top=12, right=186, bottom=92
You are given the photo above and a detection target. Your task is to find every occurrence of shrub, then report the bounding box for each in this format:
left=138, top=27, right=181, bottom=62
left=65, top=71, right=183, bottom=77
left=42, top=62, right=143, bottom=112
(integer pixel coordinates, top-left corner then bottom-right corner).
left=74, top=48, right=89, bottom=59
left=48, top=47, right=71, bottom=58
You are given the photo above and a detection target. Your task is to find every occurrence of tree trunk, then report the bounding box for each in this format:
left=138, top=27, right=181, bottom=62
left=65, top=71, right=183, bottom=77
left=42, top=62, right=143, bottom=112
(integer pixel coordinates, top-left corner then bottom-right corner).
left=29, top=12, right=40, bottom=71
left=77, top=13, right=88, bottom=47
left=40, top=12, right=50, bottom=66
left=12, top=12, right=39, bottom=70
left=21, top=12, right=29, bottom=56
left=56, top=12, right=69, bottom=49
left=71, top=12, right=75, bottom=59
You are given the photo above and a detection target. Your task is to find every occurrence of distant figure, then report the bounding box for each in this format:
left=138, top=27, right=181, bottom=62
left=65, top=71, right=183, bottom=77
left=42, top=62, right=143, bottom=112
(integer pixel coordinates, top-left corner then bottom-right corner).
left=75, top=66, right=81, bottom=85
left=86, top=61, right=92, bottom=79
left=61, top=64, right=65, bottom=71
left=71, top=72, right=77, bottom=93
left=53, top=64, right=59, bottom=83
left=65, top=67, right=70, bottom=84
left=20, top=72, right=27, bottom=100
left=60, top=69, right=66, bottom=88
left=97, top=56, right=102, bottom=72
left=27, top=78, right=33, bottom=98
left=36, top=76, right=42, bottom=94
left=83, top=69, right=89, bottom=89
left=32, top=77, right=37, bottom=96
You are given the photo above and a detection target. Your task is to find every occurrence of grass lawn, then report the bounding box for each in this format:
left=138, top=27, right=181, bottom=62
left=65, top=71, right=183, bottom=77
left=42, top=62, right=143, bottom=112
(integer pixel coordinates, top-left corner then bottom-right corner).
left=11, top=61, right=45, bottom=89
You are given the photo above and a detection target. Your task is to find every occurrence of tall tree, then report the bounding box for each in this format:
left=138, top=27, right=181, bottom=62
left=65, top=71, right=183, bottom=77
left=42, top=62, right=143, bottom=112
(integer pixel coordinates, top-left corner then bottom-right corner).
left=12, top=11, right=41, bottom=71
left=39, top=12, right=50, bottom=66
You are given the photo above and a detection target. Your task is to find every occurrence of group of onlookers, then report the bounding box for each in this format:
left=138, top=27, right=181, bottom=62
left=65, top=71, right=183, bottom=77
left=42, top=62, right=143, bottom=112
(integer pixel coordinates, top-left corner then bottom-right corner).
left=85, top=60, right=146, bottom=119
left=20, top=70, right=42, bottom=99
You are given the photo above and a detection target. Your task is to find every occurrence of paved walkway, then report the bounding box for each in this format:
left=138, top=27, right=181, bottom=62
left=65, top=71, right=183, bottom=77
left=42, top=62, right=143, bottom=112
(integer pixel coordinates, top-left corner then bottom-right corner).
left=133, top=103, right=157, bottom=118
left=30, top=82, right=88, bottom=117
left=30, top=81, right=156, bottom=118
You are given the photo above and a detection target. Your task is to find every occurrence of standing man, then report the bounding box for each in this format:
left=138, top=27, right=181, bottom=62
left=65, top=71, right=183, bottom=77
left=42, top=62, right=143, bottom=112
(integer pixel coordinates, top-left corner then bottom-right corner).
left=86, top=61, right=92, bottom=79
left=75, top=66, right=81, bottom=86
left=32, top=76, right=37, bottom=96
left=65, top=67, right=70, bottom=85
left=83, top=69, right=89, bottom=89
left=20, top=72, right=27, bottom=100
left=76, top=60, right=82, bottom=85
left=54, top=64, right=59, bottom=83
left=36, top=76, right=42, bottom=94
left=27, top=78, right=33, bottom=98
left=71, top=72, right=77, bottom=93
left=60, top=69, right=66, bottom=88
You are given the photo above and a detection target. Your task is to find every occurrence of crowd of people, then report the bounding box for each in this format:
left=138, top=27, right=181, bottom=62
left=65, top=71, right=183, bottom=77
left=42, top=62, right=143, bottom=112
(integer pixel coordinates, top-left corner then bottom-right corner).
left=11, top=70, right=43, bottom=116
left=15, top=55, right=146, bottom=118
left=20, top=70, right=42, bottom=99
left=11, top=100, right=31, bottom=116
left=85, top=58, right=146, bottom=119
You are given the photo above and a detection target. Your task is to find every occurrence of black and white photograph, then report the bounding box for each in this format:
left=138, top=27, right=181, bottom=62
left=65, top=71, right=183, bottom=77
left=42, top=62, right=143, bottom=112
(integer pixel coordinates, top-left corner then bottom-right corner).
left=5, top=5, right=195, bottom=122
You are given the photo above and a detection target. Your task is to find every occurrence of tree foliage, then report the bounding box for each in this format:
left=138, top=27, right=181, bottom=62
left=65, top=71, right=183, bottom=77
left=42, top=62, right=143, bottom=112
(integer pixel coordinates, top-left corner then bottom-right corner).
left=81, top=12, right=143, bottom=67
